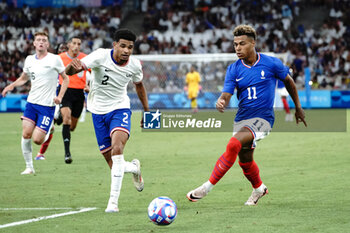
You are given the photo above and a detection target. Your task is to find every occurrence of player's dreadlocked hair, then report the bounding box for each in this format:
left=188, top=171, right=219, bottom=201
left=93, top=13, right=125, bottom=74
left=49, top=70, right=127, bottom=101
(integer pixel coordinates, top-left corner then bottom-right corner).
left=113, top=28, right=137, bottom=42
left=233, top=25, right=257, bottom=41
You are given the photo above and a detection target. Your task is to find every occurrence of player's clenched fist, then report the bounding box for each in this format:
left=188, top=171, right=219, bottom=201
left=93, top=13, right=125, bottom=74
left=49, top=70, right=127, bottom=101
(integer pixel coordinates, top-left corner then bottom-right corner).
left=216, top=98, right=226, bottom=113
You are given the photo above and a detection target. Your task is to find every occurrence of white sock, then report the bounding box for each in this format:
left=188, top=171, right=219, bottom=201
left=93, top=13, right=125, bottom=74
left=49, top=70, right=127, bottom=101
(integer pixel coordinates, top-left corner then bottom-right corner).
left=21, top=137, right=33, bottom=169
left=54, top=105, right=60, bottom=119
left=79, top=107, right=86, bottom=122
left=43, top=121, right=54, bottom=142
left=203, top=181, right=214, bottom=192
left=124, top=161, right=137, bottom=173
left=110, top=155, right=125, bottom=201
left=255, top=183, right=265, bottom=192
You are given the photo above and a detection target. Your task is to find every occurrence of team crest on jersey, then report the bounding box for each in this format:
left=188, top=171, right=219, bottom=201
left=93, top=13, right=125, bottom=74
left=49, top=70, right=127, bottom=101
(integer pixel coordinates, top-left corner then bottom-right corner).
left=260, top=70, right=265, bottom=79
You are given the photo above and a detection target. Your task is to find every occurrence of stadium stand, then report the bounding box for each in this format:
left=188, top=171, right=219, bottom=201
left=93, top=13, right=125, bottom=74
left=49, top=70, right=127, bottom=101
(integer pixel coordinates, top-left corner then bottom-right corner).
left=0, top=0, right=349, bottom=95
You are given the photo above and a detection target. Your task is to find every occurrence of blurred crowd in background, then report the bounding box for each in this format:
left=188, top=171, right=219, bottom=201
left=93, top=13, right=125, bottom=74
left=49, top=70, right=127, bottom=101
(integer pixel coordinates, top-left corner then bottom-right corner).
left=0, top=0, right=349, bottom=94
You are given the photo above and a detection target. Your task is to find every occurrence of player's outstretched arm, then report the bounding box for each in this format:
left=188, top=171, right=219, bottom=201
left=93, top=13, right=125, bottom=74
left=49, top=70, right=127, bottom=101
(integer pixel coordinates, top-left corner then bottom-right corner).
left=135, top=81, right=149, bottom=127
left=65, top=58, right=84, bottom=75
left=216, top=92, right=232, bottom=113
left=1, top=72, right=29, bottom=97
left=54, top=72, right=69, bottom=105
left=283, top=75, right=307, bottom=127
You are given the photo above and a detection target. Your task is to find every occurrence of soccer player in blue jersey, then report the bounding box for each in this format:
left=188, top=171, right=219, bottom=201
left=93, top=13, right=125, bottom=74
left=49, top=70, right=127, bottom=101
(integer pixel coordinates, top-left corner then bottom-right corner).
left=187, top=25, right=307, bottom=205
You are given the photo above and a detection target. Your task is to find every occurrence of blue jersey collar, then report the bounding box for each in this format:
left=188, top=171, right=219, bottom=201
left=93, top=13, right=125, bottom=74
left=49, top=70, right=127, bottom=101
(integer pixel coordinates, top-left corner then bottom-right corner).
left=110, top=49, right=130, bottom=66
left=110, top=49, right=119, bottom=65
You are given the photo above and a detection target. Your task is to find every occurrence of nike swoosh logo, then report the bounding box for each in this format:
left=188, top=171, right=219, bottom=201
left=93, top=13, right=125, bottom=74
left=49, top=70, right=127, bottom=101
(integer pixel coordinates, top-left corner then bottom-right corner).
left=236, top=77, right=244, bottom=82
left=189, top=193, right=201, bottom=201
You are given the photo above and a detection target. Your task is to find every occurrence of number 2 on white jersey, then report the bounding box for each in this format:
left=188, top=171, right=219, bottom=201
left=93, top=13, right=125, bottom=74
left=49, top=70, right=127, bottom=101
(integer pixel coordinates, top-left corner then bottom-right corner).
left=101, top=75, right=109, bottom=85
left=247, top=87, right=257, bottom=100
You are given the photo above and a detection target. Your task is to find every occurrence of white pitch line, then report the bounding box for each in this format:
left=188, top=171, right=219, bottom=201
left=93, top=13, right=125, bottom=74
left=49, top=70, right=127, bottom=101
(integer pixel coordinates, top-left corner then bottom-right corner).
left=0, top=208, right=74, bottom=211
left=0, top=207, right=97, bottom=229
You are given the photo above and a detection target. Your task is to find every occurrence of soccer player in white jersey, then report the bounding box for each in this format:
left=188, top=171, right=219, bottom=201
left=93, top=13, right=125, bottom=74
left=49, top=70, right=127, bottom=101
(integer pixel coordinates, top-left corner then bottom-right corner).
left=65, top=28, right=149, bottom=213
left=1, top=32, right=69, bottom=175
left=187, top=25, right=307, bottom=205
left=277, top=79, right=294, bottom=121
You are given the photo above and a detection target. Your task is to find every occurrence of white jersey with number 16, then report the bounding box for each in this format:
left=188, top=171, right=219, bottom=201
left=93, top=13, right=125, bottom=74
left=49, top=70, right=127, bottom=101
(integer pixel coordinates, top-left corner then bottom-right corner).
left=81, top=48, right=143, bottom=114
left=23, top=53, right=65, bottom=107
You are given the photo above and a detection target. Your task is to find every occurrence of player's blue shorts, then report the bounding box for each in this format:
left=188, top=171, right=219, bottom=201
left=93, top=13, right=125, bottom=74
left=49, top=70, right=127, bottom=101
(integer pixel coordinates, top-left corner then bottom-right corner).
left=21, top=102, right=55, bottom=134
left=92, top=108, right=132, bottom=153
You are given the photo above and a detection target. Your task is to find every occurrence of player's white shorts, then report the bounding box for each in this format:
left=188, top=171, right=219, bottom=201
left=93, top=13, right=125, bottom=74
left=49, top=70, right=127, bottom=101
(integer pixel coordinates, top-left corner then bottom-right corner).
left=277, top=87, right=289, bottom=97
left=233, top=117, right=271, bottom=149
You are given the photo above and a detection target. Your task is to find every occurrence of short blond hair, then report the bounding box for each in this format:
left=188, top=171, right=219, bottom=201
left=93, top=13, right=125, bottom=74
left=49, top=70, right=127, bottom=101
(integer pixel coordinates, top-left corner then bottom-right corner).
left=233, top=25, right=257, bottom=40
left=34, top=31, right=49, bottom=40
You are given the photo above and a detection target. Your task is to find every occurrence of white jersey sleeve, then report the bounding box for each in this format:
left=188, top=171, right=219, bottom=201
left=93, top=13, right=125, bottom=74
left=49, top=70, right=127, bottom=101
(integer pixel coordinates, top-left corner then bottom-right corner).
left=81, top=49, right=144, bottom=114
left=24, top=53, right=64, bottom=106
left=23, top=57, right=30, bottom=74
left=55, top=56, right=66, bottom=74
left=132, top=59, right=143, bottom=83
left=81, top=48, right=106, bottom=69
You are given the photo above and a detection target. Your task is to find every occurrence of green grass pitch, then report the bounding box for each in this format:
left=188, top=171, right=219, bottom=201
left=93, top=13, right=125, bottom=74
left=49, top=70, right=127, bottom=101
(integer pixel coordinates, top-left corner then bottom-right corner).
left=0, top=110, right=349, bottom=233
